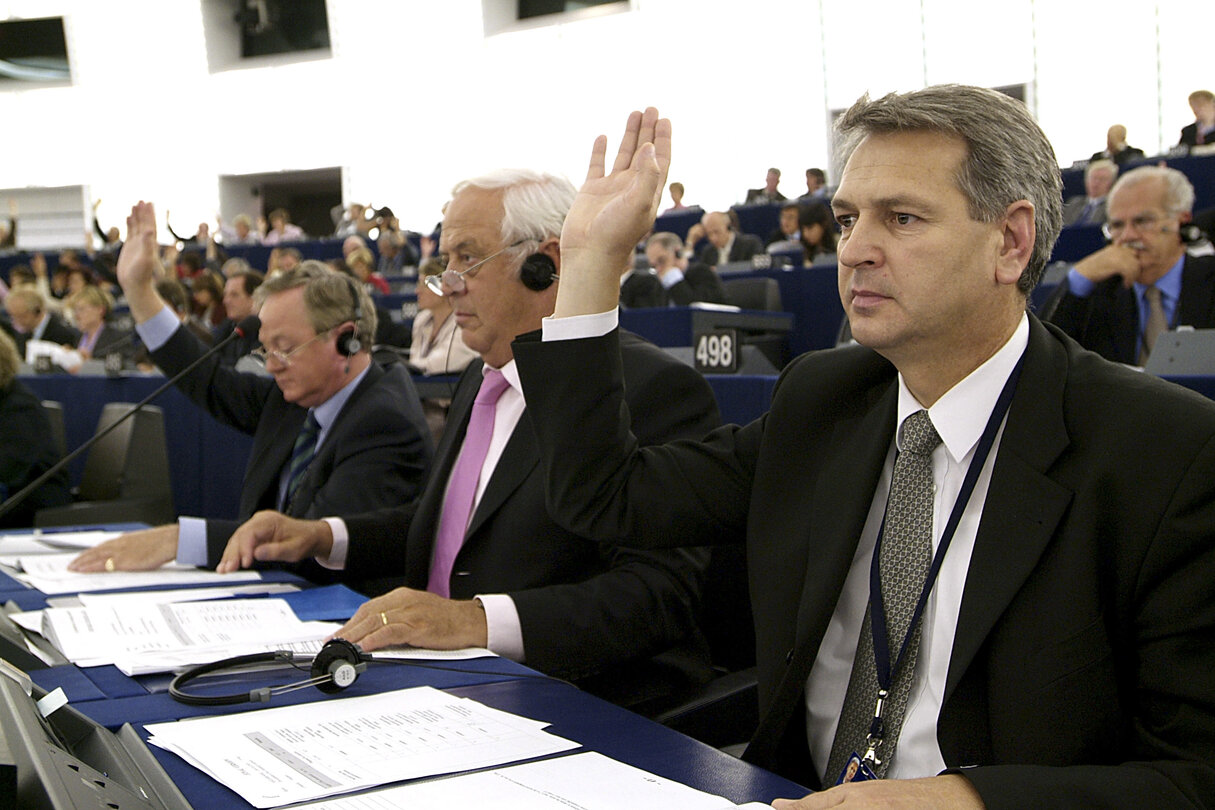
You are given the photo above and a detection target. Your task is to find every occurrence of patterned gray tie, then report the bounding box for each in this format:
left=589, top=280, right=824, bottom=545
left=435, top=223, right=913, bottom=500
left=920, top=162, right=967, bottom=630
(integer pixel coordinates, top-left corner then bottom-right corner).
left=825, top=409, right=942, bottom=782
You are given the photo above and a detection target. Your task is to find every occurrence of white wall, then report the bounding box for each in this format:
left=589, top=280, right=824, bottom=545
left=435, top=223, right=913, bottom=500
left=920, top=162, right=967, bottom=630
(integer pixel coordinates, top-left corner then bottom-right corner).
left=0, top=0, right=1211, bottom=244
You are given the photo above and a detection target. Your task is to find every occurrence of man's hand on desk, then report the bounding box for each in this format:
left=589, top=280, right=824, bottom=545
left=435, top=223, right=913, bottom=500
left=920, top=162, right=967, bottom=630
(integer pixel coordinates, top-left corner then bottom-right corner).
left=67, top=525, right=179, bottom=572
left=217, top=511, right=333, bottom=573
left=771, top=775, right=984, bottom=809
left=333, top=587, right=488, bottom=652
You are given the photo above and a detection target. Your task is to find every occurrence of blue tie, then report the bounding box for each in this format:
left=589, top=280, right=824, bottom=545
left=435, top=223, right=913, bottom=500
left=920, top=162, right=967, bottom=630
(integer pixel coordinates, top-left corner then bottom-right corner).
left=284, top=412, right=320, bottom=509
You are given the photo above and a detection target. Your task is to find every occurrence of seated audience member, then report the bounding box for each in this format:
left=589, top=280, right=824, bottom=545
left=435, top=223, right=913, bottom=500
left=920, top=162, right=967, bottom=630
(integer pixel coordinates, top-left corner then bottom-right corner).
left=745, top=167, right=787, bottom=205
left=165, top=211, right=210, bottom=248
left=134, top=278, right=210, bottom=370
left=661, top=181, right=692, bottom=214
left=212, top=169, right=720, bottom=713
left=377, top=230, right=418, bottom=276
left=71, top=216, right=433, bottom=583
left=1180, top=89, right=1215, bottom=149
left=512, top=96, right=1215, bottom=807
left=618, top=260, right=665, bottom=308
left=697, top=210, right=763, bottom=267
left=219, top=257, right=253, bottom=279
left=213, top=270, right=264, bottom=364
left=1047, top=165, right=1215, bottom=365
left=174, top=250, right=205, bottom=281
left=2, top=287, right=80, bottom=356
left=217, top=214, right=261, bottom=245
left=188, top=269, right=226, bottom=330
left=1090, top=123, right=1146, bottom=166
left=766, top=202, right=803, bottom=249
left=645, top=232, right=726, bottom=305
left=267, top=246, right=302, bottom=276
left=14, top=254, right=61, bottom=313
left=798, top=201, right=838, bottom=265
left=260, top=208, right=306, bottom=245
left=332, top=203, right=373, bottom=238
left=410, top=259, right=477, bottom=376
left=90, top=199, right=123, bottom=254
left=0, top=329, right=71, bottom=527
left=1062, top=158, right=1117, bottom=225
left=347, top=247, right=390, bottom=295
left=63, top=265, right=93, bottom=299
left=69, top=285, right=133, bottom=364
left=341, top=235, right=368, bottom=260
left=799, top=167, right=828, bottom=200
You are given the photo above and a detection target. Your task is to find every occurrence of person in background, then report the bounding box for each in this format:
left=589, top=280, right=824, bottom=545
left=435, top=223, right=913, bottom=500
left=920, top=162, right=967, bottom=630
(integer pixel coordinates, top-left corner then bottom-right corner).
left=798, top=201, right=838, bottom=266
left=745, top=168, right=787, bottom=205
left=69, top=285, right=133, bottom=363
left=261, top=208, right=306, bottom=245
left=800, top=168, right=828, bottom=200
left=1062, top=159, right=1117, bottom=225
left=2, top=287, right=80, bottom=357
left=645, top=232, right=726, bottom=305
left=348, top=246, right=390, bottom=295
left=661, top=181, right=691, bottom=214
left=1089, top=124, right=1146, bottom=166
left=409, top=258, right=477, bottom=376
left=1179, top=89, right=1215, bottom=149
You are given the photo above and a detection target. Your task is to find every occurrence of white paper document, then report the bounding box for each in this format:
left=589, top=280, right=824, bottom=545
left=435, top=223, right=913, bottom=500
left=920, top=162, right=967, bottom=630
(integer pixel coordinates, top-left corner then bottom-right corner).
left=145, top=685, right=579, bottom=808
left=39, top=598, right=332, bottom=668
left=291, top=751, right=774, bottom=809
left=0, top=530, right=124, bottom=550
left=4, top=552, right=261, bottom=594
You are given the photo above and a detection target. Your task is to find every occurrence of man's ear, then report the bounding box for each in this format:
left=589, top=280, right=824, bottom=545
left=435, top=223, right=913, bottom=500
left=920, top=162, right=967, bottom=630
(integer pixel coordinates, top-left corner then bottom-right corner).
left=539, top=236, right=561, bottom=272
left=996, top=200, right=1035, bottom=287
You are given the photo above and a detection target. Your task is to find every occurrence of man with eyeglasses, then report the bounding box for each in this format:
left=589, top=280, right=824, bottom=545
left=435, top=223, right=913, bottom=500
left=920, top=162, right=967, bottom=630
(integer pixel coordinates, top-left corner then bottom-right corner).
left=71, top=202, right=433, bottom=582
left=1047, top=165, right=1215, bottom=365
left=213, top=169, right=722, bottom=713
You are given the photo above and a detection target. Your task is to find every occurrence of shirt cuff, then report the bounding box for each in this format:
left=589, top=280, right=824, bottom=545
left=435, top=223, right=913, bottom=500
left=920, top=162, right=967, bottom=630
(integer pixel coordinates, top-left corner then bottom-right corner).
left=476, top=593, right=524, bottom=661
left=1065, top=268, right=1097, bottom=297
left=541, top=308, right=618, bottom=341
left=176, top=517, right=208, bottom=566
left=317, top=517, right=348, bottom=570
left=136, top=305, right=180, bottom=351
left=658, top=268, right=685, bottom=289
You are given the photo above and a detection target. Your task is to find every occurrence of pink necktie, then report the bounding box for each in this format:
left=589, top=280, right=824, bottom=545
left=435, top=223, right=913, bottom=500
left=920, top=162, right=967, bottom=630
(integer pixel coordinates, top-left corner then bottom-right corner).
left=428, top=368, right=510, bottom=596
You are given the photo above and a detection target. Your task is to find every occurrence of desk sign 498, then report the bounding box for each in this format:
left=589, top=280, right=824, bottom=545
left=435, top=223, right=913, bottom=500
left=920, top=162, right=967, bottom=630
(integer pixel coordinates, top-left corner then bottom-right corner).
left=694, top=328, right=738, bottom=374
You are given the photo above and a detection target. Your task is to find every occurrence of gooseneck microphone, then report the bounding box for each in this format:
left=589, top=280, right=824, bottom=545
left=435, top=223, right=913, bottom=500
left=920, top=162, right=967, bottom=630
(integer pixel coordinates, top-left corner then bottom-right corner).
left=0, top=314, right=262, bottom=524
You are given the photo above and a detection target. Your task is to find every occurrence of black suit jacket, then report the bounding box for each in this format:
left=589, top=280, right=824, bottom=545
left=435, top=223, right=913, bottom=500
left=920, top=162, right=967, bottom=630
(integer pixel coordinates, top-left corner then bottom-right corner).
left=148, top=324, right=433, bottom=566
left=1045, top=253, right=1215, bottom=364
left=619, top=270, right=666, bottom=309
left=514, top=317, right=1215, bottom=808
left=8, top=313, right=81, bottom=357
left=666, top=262, right=726, bottom=306
left=698, top=233, right=763, bottom=267
left=210, top=318, right=261, bottom=365
left=340, top=332, right=722, bottom=706
left=1179, top=122, right=1213, bottom=148
left=0, top=380, right=71, bottom=527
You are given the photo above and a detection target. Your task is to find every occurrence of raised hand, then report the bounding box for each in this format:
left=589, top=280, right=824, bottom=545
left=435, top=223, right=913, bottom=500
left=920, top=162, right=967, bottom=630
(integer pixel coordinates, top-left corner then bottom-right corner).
left=555, top=107, right=671, bottom=317
left=117, top=201, right=169, bottom=322
left=217, top=511, right=334, bottom=573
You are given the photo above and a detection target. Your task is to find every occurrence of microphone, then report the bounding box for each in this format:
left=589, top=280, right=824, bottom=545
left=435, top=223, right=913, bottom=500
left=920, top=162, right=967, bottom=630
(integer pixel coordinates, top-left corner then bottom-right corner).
left=0, top=314, right=261, bottom=524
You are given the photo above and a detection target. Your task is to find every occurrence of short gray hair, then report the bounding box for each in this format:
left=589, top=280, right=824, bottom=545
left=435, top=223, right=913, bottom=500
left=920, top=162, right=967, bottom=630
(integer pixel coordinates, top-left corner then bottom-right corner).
left=1110, top=165, right=1195, bottom=215
left=1084, top=158, right=1117, bottom=183
left=451, top=169, right=575, bottom=268
left=646, top=232, right=684, bottom=253
left=256, top=261, right=377, bottom=349
left=835, top=84, right=1062, bottom=295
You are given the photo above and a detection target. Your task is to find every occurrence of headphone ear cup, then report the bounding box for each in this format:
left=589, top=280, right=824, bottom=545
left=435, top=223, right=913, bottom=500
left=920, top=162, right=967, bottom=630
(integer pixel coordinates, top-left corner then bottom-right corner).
left=311, top=638, right=366, bottom=693
left=335, top=328, right=360, bottom=357
left=519, top=252, right=557, bottom=291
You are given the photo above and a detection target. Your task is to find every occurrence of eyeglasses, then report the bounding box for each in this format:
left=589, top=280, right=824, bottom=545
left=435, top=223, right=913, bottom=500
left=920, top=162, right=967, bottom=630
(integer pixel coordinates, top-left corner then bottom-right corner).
left=1103, top=213, right=1171, bottom=240
left=425, top=239, right=529, bottom=296
left=250, top=329, right=330, bottom=368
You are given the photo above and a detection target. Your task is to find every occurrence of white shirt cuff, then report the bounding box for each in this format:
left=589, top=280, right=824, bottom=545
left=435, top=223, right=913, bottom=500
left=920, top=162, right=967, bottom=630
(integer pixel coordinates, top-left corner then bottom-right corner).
left=176, top=517, right=208, bottom=566
left=658, top=268, right=685, bottom=289
left=135, top=305, right=180, bottom=351
left=476, top=593, right=524, bottom=662
left=317, top=517, right=348, bottom=570
left=541, top=308, right=618, bottom=341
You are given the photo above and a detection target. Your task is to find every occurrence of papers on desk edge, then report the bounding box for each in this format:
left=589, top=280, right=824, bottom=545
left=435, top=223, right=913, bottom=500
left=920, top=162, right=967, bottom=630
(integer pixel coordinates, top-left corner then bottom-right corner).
left=145, top=685, right=580, bottom=808
left=0, top=551, right=263, bottom=594
left=291, top=751, right=773, bottom=810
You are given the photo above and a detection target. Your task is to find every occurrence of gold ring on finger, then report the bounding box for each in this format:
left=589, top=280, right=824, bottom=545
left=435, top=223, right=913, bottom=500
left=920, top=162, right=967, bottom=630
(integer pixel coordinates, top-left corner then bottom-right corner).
left=380, top=611, right=388, bottom=626
left=104, top=557, right=115, bottom=573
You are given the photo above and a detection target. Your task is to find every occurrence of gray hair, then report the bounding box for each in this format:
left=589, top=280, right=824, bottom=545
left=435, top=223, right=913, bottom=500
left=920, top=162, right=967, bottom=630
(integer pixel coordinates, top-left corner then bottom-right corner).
left=1110, top=165, right=1195, bottom=215
left=646, top=232, right=684, bottom=253
left=835, top=84, right=1062, bottom=295
left=1084, top=158, right=1117, bottom=183
left=255, top=261, right=377, bottom=349
left=451, top=169, right=575, bottom=267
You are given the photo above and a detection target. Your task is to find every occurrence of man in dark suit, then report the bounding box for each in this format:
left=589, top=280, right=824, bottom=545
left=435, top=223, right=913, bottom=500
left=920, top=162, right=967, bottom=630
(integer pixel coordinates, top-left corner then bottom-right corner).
left=71, top=215, right=433, bottom=579
left=215, top=170, right=720, bottom=711
left=1060, top=158, right=1116, bottom=225
left=697, top=210, right=763, bottom=267
left=514, top=95, right=1215, bottom=808
left=1047, top=165, right=1215, bottom=365
left=645, top=232, right=726, bottom=305
left=2, top=287, right=80, bottom=357
left=212, top=269, right=264, bottom=365
left=1178, top=89, right=1214, bottom=148
left=1089, top=124, right=1146, bottom=166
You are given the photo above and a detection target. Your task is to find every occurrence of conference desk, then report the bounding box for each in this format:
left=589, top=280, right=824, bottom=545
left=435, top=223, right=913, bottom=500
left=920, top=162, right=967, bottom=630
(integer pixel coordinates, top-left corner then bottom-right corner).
left=0, top=526, right=808, bottom=808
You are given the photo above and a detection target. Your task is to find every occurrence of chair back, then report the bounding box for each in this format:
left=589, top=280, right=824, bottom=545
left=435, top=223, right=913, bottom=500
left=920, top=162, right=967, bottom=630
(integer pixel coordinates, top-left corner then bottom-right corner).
left=41, top=401, right=67, bottom=458
left=77, top=404, right=171, bottom=502
left=722, top=277, right=782, bottom=311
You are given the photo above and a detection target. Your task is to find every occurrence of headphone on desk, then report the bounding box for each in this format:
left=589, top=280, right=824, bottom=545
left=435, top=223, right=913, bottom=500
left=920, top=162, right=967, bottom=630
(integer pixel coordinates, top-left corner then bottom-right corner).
left=168, top=637, right=570, bottom=706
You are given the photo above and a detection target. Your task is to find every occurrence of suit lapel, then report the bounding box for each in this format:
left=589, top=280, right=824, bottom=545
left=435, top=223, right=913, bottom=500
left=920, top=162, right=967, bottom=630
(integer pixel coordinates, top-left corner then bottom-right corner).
left=465, top=420, right=537, bottom=539
left=945, top=319, right=1074, bottom=699
left=245, top=405, right=306, bottom=513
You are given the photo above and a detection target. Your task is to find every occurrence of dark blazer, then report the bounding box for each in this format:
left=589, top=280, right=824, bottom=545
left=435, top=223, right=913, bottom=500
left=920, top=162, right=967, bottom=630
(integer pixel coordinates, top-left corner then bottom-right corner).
left=1060, top=195, right=1107, bottom=226
left=1090, top=145, right=1146, bottom=166
left=1179, top=122, right=1213, bottom=148
left=0, top=380, right=71, bottom=527
left=666, top=262, right=726, bottom=306
left=85, top=323, right=137, bottom=364
left=514, top=317, right=1215, bottom=808
left=340, top=332, right=722, bottom=707
left=210, top=318, right=261, bottom=366
left=1045, top=253, right=1215, bottom=364
left=619, top=270, right=666, bottom=309
left=698, top=233, right=763, bottom=267
left=148, top=325, right=433, bottom=566
left=8, top=313, right=80, bottom=357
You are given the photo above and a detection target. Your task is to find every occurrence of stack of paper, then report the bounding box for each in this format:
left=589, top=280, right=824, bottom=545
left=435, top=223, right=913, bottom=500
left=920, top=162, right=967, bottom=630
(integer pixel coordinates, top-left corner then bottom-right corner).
left=145, top=685, right=580, bottom=808
left=1, top=552, right=262, bottom=595
left=38, top=598, right=336, bottom=672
